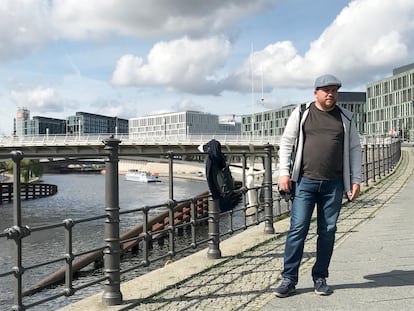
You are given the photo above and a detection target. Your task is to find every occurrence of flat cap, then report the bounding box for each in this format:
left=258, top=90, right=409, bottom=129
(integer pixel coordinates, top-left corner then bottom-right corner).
left=314, top=74, right=342, bottom=89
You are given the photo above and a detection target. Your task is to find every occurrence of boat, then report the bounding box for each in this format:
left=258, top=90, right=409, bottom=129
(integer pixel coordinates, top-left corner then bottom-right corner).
left=125, top=169, right=161, bottom=183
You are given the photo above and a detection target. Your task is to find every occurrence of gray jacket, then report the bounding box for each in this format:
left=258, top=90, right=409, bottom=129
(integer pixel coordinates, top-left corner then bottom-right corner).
left=278, top=102, right=362, bottom=194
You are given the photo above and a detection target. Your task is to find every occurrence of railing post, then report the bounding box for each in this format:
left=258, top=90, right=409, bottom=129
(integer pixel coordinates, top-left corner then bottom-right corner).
left=387, top=143, right=390, bottom=174
left=102, top=137, right=123, bottom=306
left=207, top=198, right=221, bottom=259
left=63, top=219, right=75, bottom=297
left=377, top=143, right=382, bottom=178
left=167, top=151, right=174, bottom=200
left=263, top=144, right=275, bottom=234
left=364, top=144, right=369, bottom=187
left=167, top=199, right=177, bottom=260
left=241, top=153, right=248, bottom=228
left=371, top=144, right=376, bottom=182
left=10, top=151, right=25, bottom=311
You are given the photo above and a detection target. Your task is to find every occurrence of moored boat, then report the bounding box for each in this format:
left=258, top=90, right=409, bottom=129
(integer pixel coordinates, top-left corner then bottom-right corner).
left=125, top=169, right=161, bottom=183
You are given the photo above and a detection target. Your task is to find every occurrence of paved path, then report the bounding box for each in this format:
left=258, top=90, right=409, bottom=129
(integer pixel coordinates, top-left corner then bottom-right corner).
left=60, top=148, right=414, bottom=311
left=262, top=148, right=414, bottom=311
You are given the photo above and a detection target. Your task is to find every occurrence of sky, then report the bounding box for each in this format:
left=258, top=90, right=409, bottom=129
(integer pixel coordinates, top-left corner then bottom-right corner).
left=1, top=0, right=414, bottom=135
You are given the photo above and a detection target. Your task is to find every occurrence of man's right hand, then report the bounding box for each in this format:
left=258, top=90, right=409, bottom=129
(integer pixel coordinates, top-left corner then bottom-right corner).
left=278, top=175, right=292, bottom=193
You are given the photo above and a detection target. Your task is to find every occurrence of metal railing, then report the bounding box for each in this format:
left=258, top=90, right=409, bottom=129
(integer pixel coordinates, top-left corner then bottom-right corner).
left=0, top=183, right=58, bottom=204
left=0, top=133, right=280, bottom=148
left=361, top=137, right=401, bottom=185
left=0, top=138, right=401, bottom=310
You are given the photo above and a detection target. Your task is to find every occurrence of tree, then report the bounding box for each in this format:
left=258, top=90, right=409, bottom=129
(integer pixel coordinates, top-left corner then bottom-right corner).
left=4, top=159, right=43, bottom=183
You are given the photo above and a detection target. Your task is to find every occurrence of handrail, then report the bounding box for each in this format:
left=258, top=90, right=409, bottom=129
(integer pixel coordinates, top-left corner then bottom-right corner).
left=0, top=134, right=281, bottom=147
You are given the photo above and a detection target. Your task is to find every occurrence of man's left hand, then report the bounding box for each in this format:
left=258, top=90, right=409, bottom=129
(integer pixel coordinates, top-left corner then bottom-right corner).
left=348, top=183, right=360, bottom=201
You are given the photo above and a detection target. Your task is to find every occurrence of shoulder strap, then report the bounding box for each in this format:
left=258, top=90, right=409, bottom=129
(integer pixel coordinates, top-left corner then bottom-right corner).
left=337, top=106, right=352, bottom=122
left=296, top=103, right=308, bottom=140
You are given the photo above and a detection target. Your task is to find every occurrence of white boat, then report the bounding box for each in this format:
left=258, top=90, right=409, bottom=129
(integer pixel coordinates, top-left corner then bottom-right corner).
left=125, top=170, right=161, bottom=183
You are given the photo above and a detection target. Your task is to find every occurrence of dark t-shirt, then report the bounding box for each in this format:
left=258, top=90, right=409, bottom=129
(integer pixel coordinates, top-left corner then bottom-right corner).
left=301, top=103, right=344, bottom=180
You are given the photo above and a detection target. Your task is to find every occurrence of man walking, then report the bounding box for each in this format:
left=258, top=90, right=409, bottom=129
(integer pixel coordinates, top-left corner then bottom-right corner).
left=275, top=74, right=362, bottom=297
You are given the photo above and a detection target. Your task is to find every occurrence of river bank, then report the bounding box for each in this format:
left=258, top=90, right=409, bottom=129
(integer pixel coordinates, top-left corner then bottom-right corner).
left=118, top=159, right=275, bottom=183
left=119, top=159, right=207, bottom=181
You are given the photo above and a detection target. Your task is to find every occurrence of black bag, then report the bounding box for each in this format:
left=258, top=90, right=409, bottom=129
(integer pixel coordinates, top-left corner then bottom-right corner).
left=203, top=139, right=238, bottom=212
left=279, top=103, right=307, bottom=202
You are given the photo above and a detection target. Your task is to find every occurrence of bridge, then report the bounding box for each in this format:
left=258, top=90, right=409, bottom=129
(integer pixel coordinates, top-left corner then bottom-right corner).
left=0, top=134, right=281, bottom=155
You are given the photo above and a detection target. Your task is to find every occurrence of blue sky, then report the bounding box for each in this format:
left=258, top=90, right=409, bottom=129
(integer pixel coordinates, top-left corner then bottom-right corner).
left=1, top=0, right=414, bottom=135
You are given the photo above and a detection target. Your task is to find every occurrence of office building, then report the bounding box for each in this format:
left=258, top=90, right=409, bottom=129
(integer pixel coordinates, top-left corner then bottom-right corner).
left=366, top=63, right=414, bottom=139
left=14, top=108, right=66, bottom=136
left=128, top=111, right=241, bottom=138
left=242, top=92, right=366, bottom=137
left=14, top=107, right=31, bottom=136
left=66, top=112, right=128, bottom=135
left=14, top=109, right=128, bottom=136
left=32, top=116, right=66, bottom=135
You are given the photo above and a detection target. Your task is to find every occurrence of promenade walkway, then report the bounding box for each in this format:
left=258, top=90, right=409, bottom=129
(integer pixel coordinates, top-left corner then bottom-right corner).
left=60, top=147, right=414, bottom=311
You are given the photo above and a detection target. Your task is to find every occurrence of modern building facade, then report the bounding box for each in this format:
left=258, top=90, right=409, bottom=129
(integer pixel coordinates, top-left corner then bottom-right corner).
left=366, top=63, right=414, bottom=139
left=14, top=109, right=128, bottom=136
left=128, top=111, right=241, bottom=138
left=66, top=112, right=128, bottom=135
left=32, top=116, right=66, bottom=135
left=241, top=91, right=366, bottom=137
left=14, top=107, right=31, bottom=136
left=14, top=108, right=66, bottom=136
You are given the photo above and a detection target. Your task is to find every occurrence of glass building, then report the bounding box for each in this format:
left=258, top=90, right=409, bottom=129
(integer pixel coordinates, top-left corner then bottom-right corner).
left=129, top=111, right=241, bottom=138
left=242, top=91, right=366, bottom=137
left=66, top=112, right=128, bottom=135
left=14, top=109, right=128, bottom=136
left=14, top=108, right=66, bottom=136
left=366, top=63, right=414, bottom=139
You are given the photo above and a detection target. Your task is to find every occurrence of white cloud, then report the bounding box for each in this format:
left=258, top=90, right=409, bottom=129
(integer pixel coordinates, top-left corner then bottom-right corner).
left=171, top=98, right=204, bottom=112
left=304, top=0, right=414, bottom=83
left=10, top=86, right=64, bottom=113
left=111, top=36, right=231, bottom=94
left=89, top=98, right=138, bottom=120
left=0, top=0, right=273, bottom=62
left=50, top=0, right=273, bottom=39
left=222, top=0, right=414, bottom=93
left=111, top=0, right=414, bottom=95
left=0, top=0, right=52, bottom=60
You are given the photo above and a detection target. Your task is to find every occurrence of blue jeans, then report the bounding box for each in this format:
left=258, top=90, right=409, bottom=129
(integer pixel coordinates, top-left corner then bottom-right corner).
left=281, top=176, right=344, bottom=284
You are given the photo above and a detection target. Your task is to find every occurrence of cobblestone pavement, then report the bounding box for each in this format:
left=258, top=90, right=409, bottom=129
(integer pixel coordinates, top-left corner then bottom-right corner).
left=117, top=148, right=413, bottom=311
left=61, top=147, right=414, bottom=311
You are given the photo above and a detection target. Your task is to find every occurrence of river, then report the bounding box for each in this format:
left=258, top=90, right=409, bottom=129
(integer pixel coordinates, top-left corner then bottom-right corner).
left=0, top=173, right=209, bottom=310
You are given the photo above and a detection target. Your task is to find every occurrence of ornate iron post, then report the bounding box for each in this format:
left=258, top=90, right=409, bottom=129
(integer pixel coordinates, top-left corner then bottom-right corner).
left=263, top=144, right=275, bottom=234
left=10, top=151, right=25, bottom=311
left=371, top=144, right=376, bottom=182
left=207, top=198, right=221, bottom=259
left=167, top=151, right=174, bottom=200
left=102, top=137, right=123, bottom=305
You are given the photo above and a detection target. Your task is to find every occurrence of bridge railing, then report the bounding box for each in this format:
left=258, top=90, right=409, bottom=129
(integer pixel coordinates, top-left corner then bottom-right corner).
left=0, top=134, right=281, bottom=147
left=0, top=137, right=401, bottom=310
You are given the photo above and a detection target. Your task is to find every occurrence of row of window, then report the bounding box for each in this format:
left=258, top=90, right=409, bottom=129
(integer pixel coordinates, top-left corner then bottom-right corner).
left=367, top=73, right=414, bottom=97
